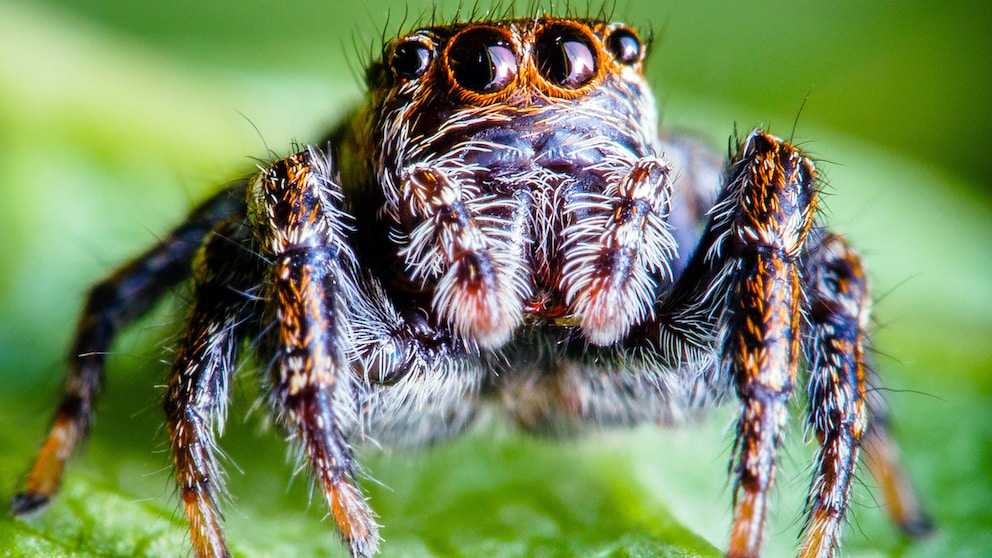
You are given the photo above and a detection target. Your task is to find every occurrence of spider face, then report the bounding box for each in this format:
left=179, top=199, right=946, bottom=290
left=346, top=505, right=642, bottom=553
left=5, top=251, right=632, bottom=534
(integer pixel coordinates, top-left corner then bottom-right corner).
left=13, top=14, right=931, bottom=558
left=352, top=19, right=671, bottom=348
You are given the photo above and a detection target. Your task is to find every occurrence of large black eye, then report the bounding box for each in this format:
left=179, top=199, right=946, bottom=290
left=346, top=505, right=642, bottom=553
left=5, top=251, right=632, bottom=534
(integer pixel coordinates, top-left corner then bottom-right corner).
left=535, top=25, right=598, bottom=88
left=447, top=28, right=518, bottom=94
left=391, top=39, right=432, bottom=80
left=606, top=27, right=641, bottom=65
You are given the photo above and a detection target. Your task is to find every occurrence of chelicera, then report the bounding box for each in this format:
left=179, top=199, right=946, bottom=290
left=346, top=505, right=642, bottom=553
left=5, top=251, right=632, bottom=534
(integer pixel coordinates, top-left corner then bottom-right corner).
left=12, top=15, right=930, bottom=558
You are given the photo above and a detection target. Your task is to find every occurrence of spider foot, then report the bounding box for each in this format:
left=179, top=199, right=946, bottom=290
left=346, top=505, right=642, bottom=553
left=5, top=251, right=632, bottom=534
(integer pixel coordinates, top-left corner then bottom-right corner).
left=9, top=411, right=81, bottom=517
left=325, top=475, right=380, bottom=557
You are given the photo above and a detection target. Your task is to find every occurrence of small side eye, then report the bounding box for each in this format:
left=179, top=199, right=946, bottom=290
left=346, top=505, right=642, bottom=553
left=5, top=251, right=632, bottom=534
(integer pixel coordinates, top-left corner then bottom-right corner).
left=606, top=27, right=642, bottom=65
left=535, top=25, right=598, bottom=89
left=446, top=28, right=518, bottom=94
left=391, top=39, right=433, bottom=80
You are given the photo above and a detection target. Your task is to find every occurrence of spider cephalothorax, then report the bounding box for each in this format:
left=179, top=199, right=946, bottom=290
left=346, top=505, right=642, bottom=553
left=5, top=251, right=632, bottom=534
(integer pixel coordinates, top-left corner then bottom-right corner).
left=13, top=15, right=930, bottom=558
left=345, top=18, right=669, bottom=350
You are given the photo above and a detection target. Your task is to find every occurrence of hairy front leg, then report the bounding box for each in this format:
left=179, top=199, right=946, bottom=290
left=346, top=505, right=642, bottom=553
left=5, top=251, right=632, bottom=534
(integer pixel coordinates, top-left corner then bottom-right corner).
left=11, top=183, right=245, bottom=516
left=638, top=131, right=929, bottom=556
left=251, top=147, right=378, bottom=557
left=643, top=130, right=816, bottom=556
left=717, top=132, right=817, bottom=558
left=398, top=164, right=532, bottom=348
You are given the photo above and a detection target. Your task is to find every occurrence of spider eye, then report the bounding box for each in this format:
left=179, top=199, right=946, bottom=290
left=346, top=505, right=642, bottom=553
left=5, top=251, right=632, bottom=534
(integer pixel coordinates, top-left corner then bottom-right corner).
left=446, top=27, right=518, bottom=94
left=606, top=27, right=642, bottom=65
left=391, top=39, right=432, bottom=80
left=535, top=25, right=598, bottom=89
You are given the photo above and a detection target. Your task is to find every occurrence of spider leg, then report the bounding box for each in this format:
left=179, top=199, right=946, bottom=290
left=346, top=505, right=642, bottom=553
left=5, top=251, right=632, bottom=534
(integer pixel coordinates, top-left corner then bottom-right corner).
left=716, top=132, right=817, bottom=558
left=644, top=130, right=816, bottom=557
left=799, top=233, right=871, bottom=557
left=251, top=147, right=378, bottom=557
left=800, top=233, right=931, bottom=556
left=10, top=183, right=245, bottom=516
left=163, top=216, right=258, bottom=558
left=804, top=234, right=932, bottom=540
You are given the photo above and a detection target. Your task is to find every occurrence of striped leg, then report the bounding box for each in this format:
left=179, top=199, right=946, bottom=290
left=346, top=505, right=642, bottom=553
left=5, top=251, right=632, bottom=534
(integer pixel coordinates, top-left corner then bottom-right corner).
left=251, top=148, right=378, bottom=557
left=718, top=131, right=818, bottom=557
left=164, top=216, right=258, bottom=558
left=11, top=184, right=245, bottom=516
left=640, top=131, right=929, bottom=556
left=800, top=234, right=870, bottom=557
left=629, top=130, right=819, bottom=556
left=801, top=233, right=932, bottom=556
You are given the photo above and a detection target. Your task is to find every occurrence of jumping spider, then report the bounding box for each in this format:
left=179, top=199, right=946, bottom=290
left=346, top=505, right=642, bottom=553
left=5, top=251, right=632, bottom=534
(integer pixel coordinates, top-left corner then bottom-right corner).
left=12, top=15, right=931, bottom=558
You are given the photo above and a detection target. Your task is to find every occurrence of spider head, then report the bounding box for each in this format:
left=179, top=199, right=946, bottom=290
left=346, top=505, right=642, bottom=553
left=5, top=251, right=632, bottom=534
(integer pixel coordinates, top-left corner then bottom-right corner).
left=368, top=17, right=659, bottom=193
left=355, top=18, right=672, bottom=349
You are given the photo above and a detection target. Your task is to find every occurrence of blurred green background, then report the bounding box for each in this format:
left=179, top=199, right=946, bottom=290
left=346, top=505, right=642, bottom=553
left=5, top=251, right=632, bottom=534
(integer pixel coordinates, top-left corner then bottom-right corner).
left=1, top=0, right=989, bottom=556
